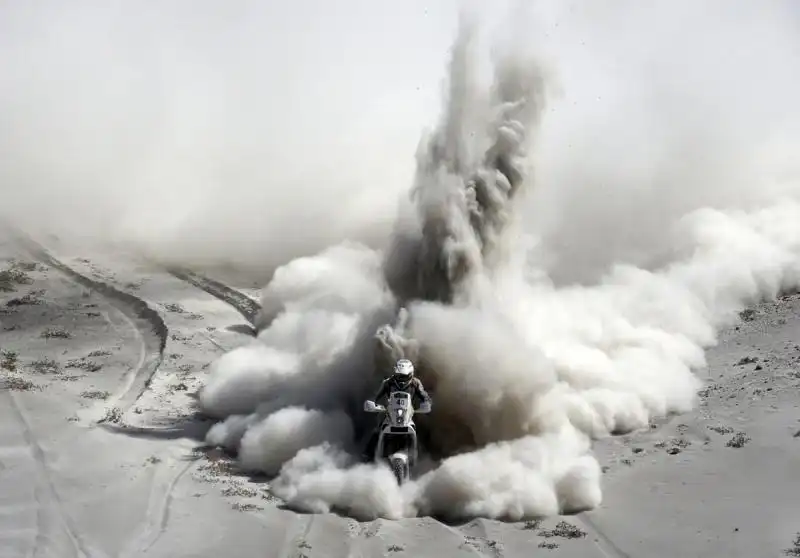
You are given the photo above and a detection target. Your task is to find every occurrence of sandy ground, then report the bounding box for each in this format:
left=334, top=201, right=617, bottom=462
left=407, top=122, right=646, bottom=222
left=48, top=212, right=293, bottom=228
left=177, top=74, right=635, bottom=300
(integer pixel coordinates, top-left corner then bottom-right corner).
left=1, top=231, right=799, bottom=558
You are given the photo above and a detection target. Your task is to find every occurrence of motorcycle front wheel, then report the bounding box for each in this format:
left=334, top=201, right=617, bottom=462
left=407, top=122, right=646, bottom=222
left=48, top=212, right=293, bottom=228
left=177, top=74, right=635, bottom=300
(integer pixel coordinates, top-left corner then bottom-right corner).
left=389, top=456, right=409, bottom=485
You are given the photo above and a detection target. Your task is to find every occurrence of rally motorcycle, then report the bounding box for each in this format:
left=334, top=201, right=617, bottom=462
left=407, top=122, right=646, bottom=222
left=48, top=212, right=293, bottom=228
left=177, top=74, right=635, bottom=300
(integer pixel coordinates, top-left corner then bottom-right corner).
left=363, top=391, right=430, bottom=485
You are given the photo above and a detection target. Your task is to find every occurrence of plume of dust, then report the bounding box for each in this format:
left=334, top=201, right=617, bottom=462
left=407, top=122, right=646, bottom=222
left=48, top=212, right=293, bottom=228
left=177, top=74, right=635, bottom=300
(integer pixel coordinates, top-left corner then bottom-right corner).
left=198, top=7, right=800, bottom=521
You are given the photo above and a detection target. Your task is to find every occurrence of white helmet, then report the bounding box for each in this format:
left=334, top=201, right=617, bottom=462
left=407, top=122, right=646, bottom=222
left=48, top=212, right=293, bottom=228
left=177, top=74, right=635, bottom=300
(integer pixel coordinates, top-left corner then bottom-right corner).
left=393, top=358, right=414, bottom=378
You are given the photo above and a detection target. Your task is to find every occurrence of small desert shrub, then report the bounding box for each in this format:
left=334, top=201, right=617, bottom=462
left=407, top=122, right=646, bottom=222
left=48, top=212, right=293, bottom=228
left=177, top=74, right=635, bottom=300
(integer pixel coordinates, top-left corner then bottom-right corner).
left=41, top=327, right=71, bottom=339
left=0, top=266, right=33, bottom=292
left=162, top=302, right=185, bottom=313
left=102, top=406, right=123, bottom=423
left=523, top=519, right=543, bottom=530
left=2, top=374, right=40, bottom=391
left=221, top=483, right=258, bottom=498
left=31, top=358, right=60, bottom=374
left=539, top=521, right=587, bottom=539
left=67, top=359, right=102, bottom=372
left=80, top=390, right=111, bottom=400
left=739, top=308, right=757, bottom=322
left=1, top=350, right=19, bottom=371
left=726, top=432, right=751, bottom=448
left=6, top=292, right=44, bottom=307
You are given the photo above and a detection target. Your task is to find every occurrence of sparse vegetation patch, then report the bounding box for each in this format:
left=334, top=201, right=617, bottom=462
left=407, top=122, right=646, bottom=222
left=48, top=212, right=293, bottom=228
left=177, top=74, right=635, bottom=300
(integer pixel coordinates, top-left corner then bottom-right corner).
left=7, top=291, right=44, bottom=307
left=739, top=308, right=756, bottom=322
left=221, top=483, right=258, bottom=498
left=726, top=432, right=751, bottom=448
left=539, top=521, right=587, bottom=539
left=162, top=302, right=186, bottom=313
left=80, top=390, right=111, bottom=400
left=30, top=358, right=60, bottom=374
left=1, top=350, right=19, bottom=371
left=67, top=358, right=103, bottom=372
left=102, top=406, right=123, bottom=423
left=41, top=327, right=71, bottom=339
left=0, top=264, right=34, bottom=292
left=2, top=374, right=41, bottom=391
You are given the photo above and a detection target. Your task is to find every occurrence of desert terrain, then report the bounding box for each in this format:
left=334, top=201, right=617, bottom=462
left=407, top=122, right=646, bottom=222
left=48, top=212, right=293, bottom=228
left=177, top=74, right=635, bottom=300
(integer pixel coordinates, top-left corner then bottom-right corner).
left=1, top=230, right=798, bottom=558
left=3, top=1, right=800, bottom=557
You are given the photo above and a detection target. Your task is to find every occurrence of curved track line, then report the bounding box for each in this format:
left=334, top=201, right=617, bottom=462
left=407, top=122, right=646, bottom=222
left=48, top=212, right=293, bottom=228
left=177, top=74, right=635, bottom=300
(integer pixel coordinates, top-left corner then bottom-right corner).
left=4, top=391, right=107, bottom=558
left=579, top=514, right=633, bottom=558
left=117, top=458, right=195, bottom=558
left=165, top=266, right=261, bottom=325
left=9, top=230, right=167, bottom=424
left=272, top=514, right=316, bottom=558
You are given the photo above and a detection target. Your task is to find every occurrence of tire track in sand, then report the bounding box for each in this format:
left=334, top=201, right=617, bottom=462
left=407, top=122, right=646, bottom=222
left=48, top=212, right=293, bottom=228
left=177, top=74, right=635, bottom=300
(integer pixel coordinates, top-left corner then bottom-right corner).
left=5, top=230, right=203, bottom=558
left=116, top=457, right=195, bottom=558
left=165, top=266, right=261, bottom=326
left=2, top=390, right=108, bottom=558
left=9, top=230, right=167, bottom=424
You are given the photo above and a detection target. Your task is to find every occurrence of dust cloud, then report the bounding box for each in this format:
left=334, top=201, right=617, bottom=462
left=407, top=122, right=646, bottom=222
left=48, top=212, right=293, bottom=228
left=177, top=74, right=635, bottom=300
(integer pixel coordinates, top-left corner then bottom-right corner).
left=3, top=0, right=800, bottom=521
left=198, top=2, right=800, bottom=520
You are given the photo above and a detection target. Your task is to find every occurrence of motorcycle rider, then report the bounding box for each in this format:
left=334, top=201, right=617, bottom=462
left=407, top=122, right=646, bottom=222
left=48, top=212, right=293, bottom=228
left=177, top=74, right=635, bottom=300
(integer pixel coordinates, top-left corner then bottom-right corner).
left=361, top=358, right=431, bottom=461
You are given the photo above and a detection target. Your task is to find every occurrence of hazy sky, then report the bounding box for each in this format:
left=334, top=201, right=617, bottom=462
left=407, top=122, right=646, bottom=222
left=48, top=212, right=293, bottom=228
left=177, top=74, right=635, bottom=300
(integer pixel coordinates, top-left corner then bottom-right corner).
left=1, top=1, right=799, bottom=273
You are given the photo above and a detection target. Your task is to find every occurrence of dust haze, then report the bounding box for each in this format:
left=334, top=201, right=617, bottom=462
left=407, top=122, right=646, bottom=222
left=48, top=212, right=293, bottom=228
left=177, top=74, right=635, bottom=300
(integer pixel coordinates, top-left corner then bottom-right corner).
left=4, top=0, right=800, bottom=521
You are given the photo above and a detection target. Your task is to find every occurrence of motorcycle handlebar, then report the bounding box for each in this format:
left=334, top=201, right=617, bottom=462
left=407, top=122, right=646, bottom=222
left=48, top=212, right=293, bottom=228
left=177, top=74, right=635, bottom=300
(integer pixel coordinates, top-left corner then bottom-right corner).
left=367, top=404, right=430, bottom=413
